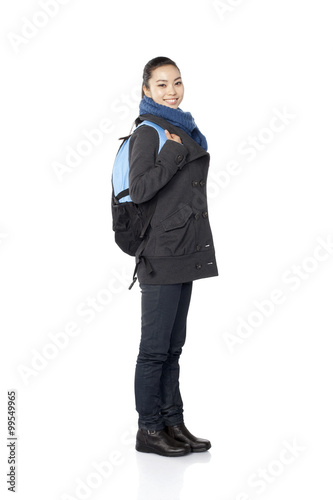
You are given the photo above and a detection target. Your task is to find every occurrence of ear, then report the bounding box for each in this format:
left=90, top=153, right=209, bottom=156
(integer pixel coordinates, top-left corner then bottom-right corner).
left=143, top=85, right=151, bottom=97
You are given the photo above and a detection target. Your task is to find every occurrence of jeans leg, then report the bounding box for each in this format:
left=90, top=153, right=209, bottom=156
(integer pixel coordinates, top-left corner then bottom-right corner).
left=134, top=283, right=184, bottom=430
left=160, top=282, right=193, bottom=426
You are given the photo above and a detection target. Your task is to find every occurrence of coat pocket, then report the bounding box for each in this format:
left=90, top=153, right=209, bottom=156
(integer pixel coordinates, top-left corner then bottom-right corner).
left=160, top=204, right=193, bottom=231
left=152, top=204, right=195, bottom=256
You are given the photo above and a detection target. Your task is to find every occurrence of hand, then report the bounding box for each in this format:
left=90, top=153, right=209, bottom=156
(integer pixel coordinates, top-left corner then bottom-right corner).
left=165, top=129, right=182, bottom=144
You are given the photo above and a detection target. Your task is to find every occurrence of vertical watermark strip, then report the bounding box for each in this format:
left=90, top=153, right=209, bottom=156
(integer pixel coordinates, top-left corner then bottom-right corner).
left=7, top=390, right=17, bottom=492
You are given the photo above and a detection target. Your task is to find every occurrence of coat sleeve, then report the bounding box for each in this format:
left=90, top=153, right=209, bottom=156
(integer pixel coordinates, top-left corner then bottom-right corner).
left=128, top=125, right=188, bottom=204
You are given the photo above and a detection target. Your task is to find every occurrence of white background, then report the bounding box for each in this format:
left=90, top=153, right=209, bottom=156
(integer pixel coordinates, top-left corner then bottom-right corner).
left=1, top=0, right=333, bottom=499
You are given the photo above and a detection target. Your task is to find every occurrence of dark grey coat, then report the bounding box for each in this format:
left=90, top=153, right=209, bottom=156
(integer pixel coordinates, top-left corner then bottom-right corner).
left=128, top=113, right=219, bottom=285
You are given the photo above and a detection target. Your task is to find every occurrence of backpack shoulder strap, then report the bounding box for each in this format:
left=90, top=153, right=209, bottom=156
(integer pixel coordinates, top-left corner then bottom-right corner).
left=135, top=120, right=167, bottom=153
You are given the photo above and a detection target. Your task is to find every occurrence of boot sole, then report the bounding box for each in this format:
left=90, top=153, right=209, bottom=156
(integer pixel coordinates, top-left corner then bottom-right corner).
left=136, top=442, right=191, bottom=457
left=190, top=443, right=211, bottom=452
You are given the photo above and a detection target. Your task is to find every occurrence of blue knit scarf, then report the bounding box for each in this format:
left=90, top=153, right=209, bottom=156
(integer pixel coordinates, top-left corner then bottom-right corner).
left=139, top=96, right=208, bottom=151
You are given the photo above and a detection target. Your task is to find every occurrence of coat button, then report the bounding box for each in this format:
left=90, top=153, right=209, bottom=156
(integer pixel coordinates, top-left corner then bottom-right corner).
left=195, top=263, right=202, bottom=270
left=194, top=213, right=200, bottom=220
left=199, top=179, right=205, bottom=187
left=196, top=244, right=201, bottom=251
left=192, top=180, right=198, bottom=187
left=176, top=154, right=184, bottom=164
left=202, top=211, right=208, bottom=218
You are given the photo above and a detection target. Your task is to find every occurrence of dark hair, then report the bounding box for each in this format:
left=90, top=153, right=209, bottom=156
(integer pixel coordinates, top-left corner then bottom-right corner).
left=141, top=56, right=180, bottom=98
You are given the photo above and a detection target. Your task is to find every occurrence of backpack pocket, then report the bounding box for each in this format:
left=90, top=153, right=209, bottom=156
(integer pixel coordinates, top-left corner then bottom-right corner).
left=111, top=201, right=143, bottom=256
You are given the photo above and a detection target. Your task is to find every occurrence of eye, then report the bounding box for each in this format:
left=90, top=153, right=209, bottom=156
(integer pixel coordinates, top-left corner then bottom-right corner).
left=176, top=81, right=182, bottom=85
left=158, top=84, right=166, bottom=87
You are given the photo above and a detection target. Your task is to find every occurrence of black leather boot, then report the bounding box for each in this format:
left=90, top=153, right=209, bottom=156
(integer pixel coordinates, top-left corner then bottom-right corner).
left=136, top=428, right=191, bottom=457
left=166, top=423, right=211, bottom=452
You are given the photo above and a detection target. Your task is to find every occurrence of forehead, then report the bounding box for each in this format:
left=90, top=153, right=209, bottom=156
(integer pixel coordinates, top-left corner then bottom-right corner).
left=150, top=65, right=181, bottom=81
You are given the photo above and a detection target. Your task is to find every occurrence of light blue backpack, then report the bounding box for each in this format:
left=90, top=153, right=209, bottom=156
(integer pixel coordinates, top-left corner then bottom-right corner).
left=111, top=120, right=167, bottom=259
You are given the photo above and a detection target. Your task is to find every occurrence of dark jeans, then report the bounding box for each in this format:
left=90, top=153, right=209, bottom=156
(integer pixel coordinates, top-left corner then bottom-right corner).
left=134, top=281, right=193, bottom=431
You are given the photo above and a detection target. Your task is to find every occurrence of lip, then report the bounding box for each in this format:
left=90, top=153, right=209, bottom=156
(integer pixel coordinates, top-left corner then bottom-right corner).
left=164, top=98, right=178, bottom=104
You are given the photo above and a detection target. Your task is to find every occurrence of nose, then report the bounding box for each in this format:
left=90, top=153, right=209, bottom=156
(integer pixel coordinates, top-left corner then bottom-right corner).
left=166, top=84, right=177, bottom=95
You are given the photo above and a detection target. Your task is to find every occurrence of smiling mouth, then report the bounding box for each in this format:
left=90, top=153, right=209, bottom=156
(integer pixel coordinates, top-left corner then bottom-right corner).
left=164, top=98, right=178, bottom=104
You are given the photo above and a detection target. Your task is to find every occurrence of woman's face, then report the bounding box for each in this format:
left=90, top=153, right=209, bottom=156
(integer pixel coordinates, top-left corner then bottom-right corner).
left=143, top=64, right=184, bottom=109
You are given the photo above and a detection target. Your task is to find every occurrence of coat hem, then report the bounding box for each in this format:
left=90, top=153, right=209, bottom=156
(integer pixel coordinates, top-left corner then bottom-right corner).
left=136, top=251, right=219, bottom=285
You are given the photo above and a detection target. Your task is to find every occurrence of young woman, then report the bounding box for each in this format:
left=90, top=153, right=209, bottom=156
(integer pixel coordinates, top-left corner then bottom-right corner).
left=128, top=56, right=218, bottom=457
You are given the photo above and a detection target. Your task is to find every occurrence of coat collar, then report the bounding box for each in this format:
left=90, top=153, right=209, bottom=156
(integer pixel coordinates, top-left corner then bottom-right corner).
left=137, top=114, right=209, bottom=164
